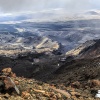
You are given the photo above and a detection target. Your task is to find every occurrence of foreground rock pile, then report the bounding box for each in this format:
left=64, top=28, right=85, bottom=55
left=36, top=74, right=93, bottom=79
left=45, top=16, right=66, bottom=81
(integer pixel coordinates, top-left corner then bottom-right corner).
left=0, top=68, right=100, bottom=100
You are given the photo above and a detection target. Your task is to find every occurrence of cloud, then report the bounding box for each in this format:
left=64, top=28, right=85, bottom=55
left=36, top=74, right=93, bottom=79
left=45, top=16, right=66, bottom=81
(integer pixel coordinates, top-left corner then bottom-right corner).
left=0, top=0, right=99, bottom=13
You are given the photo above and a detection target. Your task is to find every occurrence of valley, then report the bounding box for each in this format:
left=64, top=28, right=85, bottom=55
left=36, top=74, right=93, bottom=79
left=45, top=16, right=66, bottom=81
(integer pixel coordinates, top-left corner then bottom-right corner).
left=0, top=11, right=100, bottom=99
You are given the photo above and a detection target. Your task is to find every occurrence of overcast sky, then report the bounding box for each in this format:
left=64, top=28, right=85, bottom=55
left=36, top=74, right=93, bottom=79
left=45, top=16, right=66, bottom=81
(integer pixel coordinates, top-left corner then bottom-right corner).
left=0, top=0, right=100, bottom=13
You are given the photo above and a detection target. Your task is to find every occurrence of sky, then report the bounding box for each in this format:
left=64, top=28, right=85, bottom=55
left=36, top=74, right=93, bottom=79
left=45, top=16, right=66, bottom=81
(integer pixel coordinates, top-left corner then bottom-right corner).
left=0, top=0, right=100, bottom=13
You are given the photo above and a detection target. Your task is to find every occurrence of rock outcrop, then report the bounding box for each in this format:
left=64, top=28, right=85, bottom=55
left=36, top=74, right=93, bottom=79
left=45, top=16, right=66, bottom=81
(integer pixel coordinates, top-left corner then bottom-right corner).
left=66, top=39, right=100, bottom=59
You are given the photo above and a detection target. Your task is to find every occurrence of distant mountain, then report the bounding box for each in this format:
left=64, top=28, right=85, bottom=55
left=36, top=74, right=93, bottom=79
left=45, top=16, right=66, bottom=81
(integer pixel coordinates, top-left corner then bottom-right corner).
left=85, top=11, right=99, bottom=15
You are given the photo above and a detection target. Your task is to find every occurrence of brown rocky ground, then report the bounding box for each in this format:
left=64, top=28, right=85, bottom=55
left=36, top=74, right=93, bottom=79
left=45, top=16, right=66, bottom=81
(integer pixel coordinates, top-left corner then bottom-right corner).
left=0, top=57, right=99, bottom=100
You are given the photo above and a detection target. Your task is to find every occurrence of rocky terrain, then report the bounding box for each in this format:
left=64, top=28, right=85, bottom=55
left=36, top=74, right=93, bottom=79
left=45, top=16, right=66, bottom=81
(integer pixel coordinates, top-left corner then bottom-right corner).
left=0, top=60, right=100, bottom=100
left=0, top=39, right=99, bottom=100
left=0, top=10, right=100, bottom=99
left=0, top=65, right=99, bottom=100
